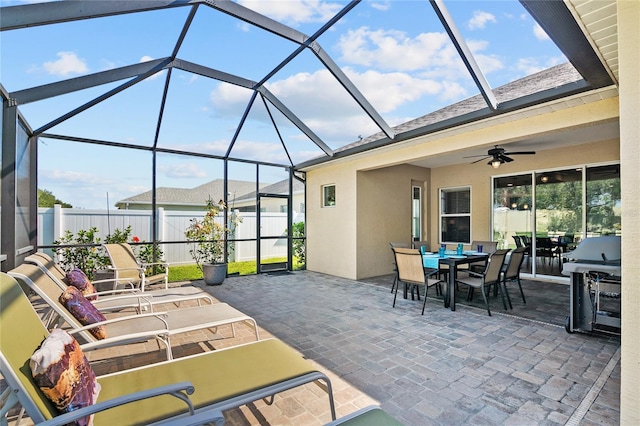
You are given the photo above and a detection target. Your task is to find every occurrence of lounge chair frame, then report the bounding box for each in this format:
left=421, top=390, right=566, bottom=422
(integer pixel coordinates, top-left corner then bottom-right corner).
left=0, top=273, right=336, bottom=425
left=8, top=264, right=259, bottom=360
left=25, top=253, right=213, bottom=313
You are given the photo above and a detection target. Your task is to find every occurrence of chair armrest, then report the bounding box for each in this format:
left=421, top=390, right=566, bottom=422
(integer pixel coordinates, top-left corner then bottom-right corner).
left=91, top=293, right=153, bottom=310
left=108, top=266, right=144, bottom=273
left=67, top=311, right=170, bottom=335
left=139, top=261, right=169, bottom=270
left=37, top=382, right=198, bottom=426
left=86, top=287, right=140, bottom=298
left=90, top=277, right=136, bottom=289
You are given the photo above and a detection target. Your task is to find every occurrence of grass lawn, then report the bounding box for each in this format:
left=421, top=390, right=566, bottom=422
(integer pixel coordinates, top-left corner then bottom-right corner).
left=168, top=258, right=303, bottom=282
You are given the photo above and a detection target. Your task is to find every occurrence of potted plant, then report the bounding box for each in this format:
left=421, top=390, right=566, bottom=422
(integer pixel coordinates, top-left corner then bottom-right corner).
left=185, top=198, right=236, bottom=285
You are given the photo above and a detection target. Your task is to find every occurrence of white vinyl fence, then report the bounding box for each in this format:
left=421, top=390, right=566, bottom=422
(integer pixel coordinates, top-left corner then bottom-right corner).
left=38, top=205, right=305, bottom=264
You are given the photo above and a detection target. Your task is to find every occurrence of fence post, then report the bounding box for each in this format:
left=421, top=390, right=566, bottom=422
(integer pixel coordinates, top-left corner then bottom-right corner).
left=157, top=207, right=166, bottom=260
left=53, top=204, right=63, bottom=242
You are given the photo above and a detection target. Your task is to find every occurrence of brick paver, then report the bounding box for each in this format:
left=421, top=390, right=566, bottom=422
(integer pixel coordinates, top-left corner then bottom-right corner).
left=2, top=272, right=620, bottom=425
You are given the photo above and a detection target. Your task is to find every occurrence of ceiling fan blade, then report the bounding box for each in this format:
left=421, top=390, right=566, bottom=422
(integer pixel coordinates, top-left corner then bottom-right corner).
left=463, top=154, right=491, bottom=159
left=503, top=151, right=536, bottom=155
left=500, top=154, right=514, bottom=163
left=470, top=156, right=490, bottom=164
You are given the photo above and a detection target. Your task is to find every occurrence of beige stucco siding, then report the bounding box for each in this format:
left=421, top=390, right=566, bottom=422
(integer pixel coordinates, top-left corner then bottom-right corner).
left=306, top=164, right=358, bottom=278
left=618, top=0, right=640, bottom=423
left=306, top=94, right=619, bottom=281
left=429, top=139, right=620, bottom=248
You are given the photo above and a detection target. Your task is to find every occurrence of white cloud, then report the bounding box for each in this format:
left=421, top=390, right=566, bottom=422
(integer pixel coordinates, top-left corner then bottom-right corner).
left=370, top=1, right=390, bottom=12
left=43, top=52, right=88, bottom=76
left=468, top=11, right=497, bottom=30
left=139, top=55, right=164, bottom=80
left=515, top=55, right=565, bottom=76
left=237, top=0, right=343, bottom=26
left=336, top=27, right=503, bottom=80
left=337, top=28, right=465, bottom=74
left=41, top=169, right=111, bottom=187
left=159, top=163, right=207, bottom=179
left=533, top=23, right=550, bottom=41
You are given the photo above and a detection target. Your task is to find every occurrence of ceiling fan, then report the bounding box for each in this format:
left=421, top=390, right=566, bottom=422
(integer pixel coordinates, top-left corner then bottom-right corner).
left=465, top=145, right=536, bottom=168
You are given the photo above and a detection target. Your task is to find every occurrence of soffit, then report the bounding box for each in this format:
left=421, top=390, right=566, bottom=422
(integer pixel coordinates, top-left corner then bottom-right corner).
left=566, top=0, right=619, bottom=83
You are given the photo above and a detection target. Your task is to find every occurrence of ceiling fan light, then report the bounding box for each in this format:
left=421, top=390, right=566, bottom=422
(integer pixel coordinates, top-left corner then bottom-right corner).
left=490, top=159, right=502, bottom=169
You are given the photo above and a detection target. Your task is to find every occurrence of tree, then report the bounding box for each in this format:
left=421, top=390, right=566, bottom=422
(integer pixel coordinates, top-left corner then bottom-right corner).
left=38, top=188, right=72, bottom=208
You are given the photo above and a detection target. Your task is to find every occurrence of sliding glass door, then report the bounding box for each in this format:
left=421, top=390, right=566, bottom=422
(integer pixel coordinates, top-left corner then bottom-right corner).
left=493, top=174, right=532, bottom=273
left=492, top=163, right=620, bottom=278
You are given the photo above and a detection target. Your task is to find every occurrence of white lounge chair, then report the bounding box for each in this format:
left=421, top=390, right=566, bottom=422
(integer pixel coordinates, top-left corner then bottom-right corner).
left=25, top=252, right=212, bottom=313
left=9, top=264, right=259, bottom=361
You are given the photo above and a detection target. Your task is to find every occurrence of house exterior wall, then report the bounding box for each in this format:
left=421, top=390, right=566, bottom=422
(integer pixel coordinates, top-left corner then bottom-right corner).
left=306, top=164, right=358, bottom=279
left=305, top=94, right=620, bottom=281
left=356, top=165, right=429, bottom=279
left=618, top=0, right=640, bottom=422
left=429, top=139, right=620, bottom=249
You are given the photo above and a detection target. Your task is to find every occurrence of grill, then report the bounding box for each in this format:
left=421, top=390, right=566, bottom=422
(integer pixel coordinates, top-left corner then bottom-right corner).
left=561, top=236, right=621, bottom=334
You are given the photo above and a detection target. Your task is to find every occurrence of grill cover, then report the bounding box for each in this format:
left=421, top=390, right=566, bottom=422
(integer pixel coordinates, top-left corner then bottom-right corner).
left=562, top=236, right=621, bottom=262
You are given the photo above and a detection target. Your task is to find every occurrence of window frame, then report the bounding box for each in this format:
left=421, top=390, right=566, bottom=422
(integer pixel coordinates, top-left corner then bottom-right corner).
left=322, top=184, right=336, bottom=208
left=439, top=186, right=472, bottom=244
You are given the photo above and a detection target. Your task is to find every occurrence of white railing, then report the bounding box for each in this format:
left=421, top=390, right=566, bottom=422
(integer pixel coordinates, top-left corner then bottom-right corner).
left=38, top=205, right=305, bottom=264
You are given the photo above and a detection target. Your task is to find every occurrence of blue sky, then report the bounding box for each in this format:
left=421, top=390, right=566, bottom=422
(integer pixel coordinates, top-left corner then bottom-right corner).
left=0, top=0, right=567, bottom=209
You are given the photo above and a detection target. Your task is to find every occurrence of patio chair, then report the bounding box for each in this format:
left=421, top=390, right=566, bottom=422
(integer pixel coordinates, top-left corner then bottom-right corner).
left=392, top=247, right=444, bottom=315
left=411, top=240, right=430, bottom=252
left=458, top=240, right=498, bottom=275
left=500, top=246, right=527, bottom=308
left=25, top=252, right=213, bottom=313
left=389, top=242, right=410, bottom=295
left=0, top=273, right=337, bottom=425
left=103, top=243, right=168, bottom=291
left=456, top=249, right=510, bottom=316
left=8, top=264, right=259, bottom=360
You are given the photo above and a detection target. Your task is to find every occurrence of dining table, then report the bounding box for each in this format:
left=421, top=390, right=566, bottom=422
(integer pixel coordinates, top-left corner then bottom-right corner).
left=423, top=251, right=490, bottom=311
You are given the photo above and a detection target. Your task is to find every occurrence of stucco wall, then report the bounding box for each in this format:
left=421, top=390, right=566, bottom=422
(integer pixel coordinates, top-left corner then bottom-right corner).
left=428, top=139, right=620, bottom=248
left=305, top=95, right=620, bottom=282
left=356, top=165, right=429, bottom=279
left=306, top=163, right=358, bottom=279
left=618, top=0, right=640, bottom=423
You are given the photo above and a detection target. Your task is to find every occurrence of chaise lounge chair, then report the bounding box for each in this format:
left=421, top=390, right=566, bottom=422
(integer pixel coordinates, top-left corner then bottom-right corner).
left=0, top=273, right=336, bottom=425
left=25, top=252, right=213, bottom=313
left=103, top=243, right=170, bottom=291
left=8, top=264, right=259, bottom=360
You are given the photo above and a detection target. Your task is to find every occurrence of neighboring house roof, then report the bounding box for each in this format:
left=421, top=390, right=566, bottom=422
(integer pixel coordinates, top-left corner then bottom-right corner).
left=116, top=179, right=266, bottom=208
left=233, top=179, right=305, bottom=204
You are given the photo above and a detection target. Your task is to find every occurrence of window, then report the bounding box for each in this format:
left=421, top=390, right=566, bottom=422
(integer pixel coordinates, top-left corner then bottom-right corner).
left=412, top=186, right=422, bottom=241
left=491, top=163, right=620, bottom=278
left=440, top=187, right=471, bottom=244
left=322, top=184, right=335, bottom=207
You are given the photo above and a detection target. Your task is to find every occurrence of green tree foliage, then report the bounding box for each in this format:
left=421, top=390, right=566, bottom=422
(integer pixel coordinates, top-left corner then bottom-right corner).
left=37, top=188, right=72, bottom=208
left=291, top=221, right=306, bottom=268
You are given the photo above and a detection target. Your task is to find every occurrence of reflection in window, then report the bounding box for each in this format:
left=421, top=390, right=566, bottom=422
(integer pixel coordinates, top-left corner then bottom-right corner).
left=535, top=169, right=582, bottom=240
left=322, top=184, right=335, bottom=207
left=492, top=163, right=621, bottom=277
left=412, top=186, right=421, bottom=241
left=440, top=187, right=470, bottom=244
left=493, top=174, right=532, bottom=250
left=586, top=165, right=621, bottom=237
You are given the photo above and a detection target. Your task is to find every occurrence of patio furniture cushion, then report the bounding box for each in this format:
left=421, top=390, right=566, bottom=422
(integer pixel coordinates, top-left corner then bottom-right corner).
left=30, top=328, right=101, bottom=426
left=65, top=268, right=98, bottom=300
left=59, top=286, right=107, bottom=339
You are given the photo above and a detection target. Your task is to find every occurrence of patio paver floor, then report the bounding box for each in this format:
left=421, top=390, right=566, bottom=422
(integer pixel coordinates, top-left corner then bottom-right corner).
left=2, top=271, right=620, bottom=425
